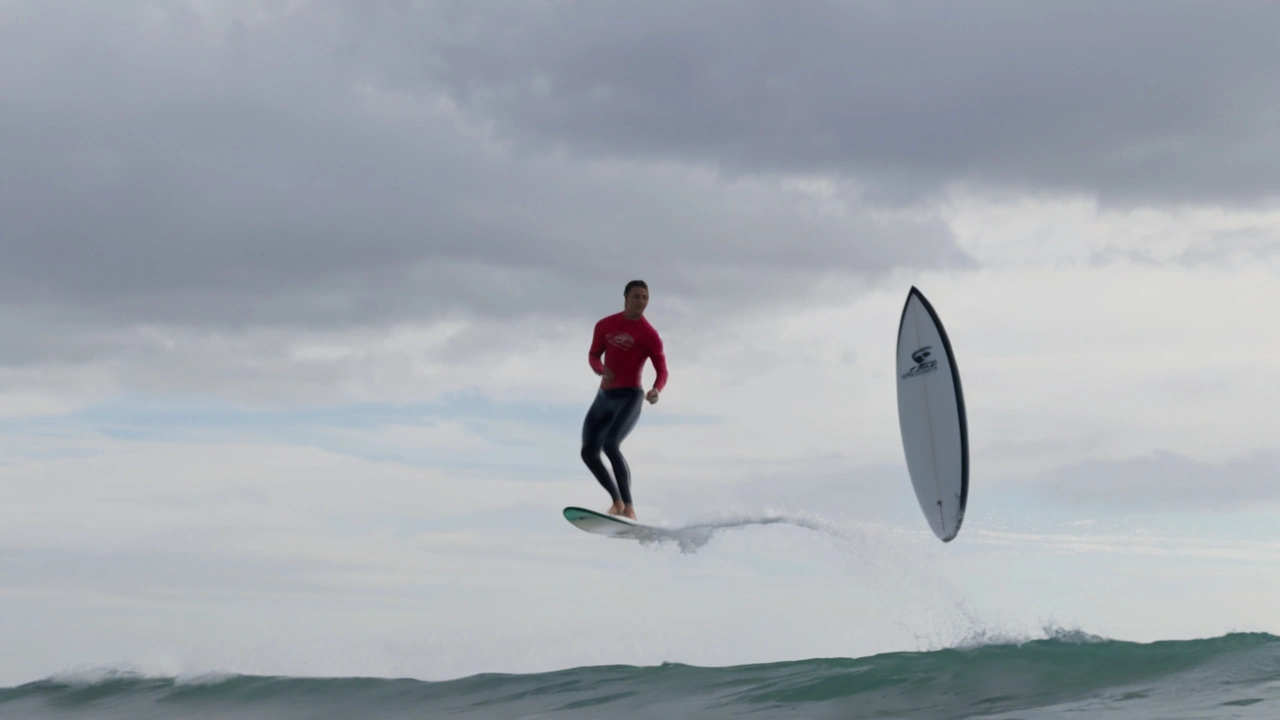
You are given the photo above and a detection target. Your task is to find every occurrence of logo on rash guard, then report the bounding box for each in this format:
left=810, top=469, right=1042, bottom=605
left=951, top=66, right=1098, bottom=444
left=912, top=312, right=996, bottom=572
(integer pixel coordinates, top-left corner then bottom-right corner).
left=606, top=332, right=635, bottom=350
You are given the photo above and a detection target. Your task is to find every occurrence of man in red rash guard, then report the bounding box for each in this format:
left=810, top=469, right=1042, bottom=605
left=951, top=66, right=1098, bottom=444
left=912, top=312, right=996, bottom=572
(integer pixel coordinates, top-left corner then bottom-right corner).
left=581, top=279, right=668, bottom=521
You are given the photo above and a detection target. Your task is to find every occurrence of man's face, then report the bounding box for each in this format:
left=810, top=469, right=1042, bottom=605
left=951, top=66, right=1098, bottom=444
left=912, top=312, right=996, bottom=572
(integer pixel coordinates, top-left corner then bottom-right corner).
left=625, top=286, right=649, bottom=316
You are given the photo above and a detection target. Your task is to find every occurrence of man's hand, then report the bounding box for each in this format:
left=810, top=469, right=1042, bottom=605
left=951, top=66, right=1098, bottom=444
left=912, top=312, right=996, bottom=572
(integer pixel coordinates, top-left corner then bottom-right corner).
left=646, top=388, right=660, bottom=404
left=601, top=366, right=616, bottom=387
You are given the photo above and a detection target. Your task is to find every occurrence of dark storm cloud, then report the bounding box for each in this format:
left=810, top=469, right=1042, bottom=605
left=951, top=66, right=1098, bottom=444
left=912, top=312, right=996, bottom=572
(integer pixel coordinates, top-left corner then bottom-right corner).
left=0, top=0, right=962, bottom=356
left=425, top=0, right=1280, bottom=207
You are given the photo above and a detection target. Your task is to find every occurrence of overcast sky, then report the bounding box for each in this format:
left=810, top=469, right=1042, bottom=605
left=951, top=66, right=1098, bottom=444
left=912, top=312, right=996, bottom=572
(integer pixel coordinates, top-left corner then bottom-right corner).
left=3, top=0, right=1280, bottom=687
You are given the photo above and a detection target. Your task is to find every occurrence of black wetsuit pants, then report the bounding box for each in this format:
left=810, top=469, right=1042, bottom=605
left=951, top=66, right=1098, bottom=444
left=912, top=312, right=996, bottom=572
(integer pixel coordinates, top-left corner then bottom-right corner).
left=581, top=387, right=644, bottom=506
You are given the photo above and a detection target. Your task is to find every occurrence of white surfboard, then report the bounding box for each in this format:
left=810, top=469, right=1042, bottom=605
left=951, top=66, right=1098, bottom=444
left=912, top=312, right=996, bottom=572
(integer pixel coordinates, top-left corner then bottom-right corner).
left=562, top=507, right=675, bottom=543
left=895, top=286, right=969, bottom=542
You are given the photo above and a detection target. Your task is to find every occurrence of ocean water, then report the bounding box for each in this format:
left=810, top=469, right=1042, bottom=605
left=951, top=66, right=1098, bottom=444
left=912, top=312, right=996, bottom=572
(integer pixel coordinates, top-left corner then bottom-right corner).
left=4, top=632, right=1278, bottom=719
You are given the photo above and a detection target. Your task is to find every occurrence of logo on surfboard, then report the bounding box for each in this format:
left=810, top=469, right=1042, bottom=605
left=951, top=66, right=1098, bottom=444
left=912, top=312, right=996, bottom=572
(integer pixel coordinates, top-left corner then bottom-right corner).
left=902, top=345, right=938, bottom=379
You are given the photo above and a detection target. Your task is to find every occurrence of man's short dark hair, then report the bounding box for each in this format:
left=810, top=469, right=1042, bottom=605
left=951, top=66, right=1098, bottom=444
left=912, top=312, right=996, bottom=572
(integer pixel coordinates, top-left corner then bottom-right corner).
left=624, top=280, right=648, bottom=296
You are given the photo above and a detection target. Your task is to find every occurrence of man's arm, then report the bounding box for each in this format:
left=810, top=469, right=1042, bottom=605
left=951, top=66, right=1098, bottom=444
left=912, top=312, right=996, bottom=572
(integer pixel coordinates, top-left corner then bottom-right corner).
left=646, top=334, right=668, bottom=403
left=588, top=321, right=606, bottom=375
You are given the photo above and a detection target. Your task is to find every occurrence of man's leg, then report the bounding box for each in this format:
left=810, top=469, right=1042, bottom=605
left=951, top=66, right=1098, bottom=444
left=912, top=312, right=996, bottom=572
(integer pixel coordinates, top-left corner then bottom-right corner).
left=581, top=391, right=621, bottom=510
left=600, top=389, right=644, bottom=519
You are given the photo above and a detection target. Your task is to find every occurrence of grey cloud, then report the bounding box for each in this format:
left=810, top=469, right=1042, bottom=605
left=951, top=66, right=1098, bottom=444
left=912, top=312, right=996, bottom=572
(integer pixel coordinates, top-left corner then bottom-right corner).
left=1085, top=226, right=1280, bottom=268
left=423, top=0, right=1280, bottom=207
left=1034, top=449, right=1280, bottom=512
left=1175, top=229, right=1280, bottom=268
left=0, top=0, right=962, bottom=356
left=0, top=545, right=370, bottom=599
left=0, top=0, right=967, bottom=404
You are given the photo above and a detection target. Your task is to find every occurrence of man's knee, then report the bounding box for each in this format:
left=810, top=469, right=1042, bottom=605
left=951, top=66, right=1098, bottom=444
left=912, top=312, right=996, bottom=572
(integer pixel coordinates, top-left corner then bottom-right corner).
left=581, top=444, right=601, bottom=462
left=601, top=441, right=624, bottom=461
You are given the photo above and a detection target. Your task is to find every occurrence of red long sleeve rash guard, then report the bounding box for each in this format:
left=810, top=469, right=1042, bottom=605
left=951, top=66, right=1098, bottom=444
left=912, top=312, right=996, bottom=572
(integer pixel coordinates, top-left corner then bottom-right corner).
left=588, top=312, right=668, bottom=392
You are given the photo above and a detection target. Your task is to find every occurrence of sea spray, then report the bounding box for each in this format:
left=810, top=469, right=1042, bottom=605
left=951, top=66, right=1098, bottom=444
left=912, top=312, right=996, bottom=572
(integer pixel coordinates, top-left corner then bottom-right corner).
left=620, top=505, right=1074, bottom=664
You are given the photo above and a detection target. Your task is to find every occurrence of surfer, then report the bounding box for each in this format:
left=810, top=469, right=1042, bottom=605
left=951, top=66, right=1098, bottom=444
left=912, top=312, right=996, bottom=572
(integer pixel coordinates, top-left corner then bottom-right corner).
left=581, top=280, right=668, bottom=521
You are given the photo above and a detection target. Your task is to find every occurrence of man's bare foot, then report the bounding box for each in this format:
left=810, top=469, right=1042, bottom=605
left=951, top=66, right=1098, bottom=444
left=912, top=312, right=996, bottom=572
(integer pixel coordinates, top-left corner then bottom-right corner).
left=607, top=500, right=625, bottom=515
left=621, top=505, right=636, bottom=521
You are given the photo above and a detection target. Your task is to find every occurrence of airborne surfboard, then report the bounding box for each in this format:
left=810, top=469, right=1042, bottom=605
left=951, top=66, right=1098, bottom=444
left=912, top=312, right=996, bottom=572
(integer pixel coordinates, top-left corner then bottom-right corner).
left=895, top=286, right=969, bottom=542
left=562, top=506, right=675, bottom=543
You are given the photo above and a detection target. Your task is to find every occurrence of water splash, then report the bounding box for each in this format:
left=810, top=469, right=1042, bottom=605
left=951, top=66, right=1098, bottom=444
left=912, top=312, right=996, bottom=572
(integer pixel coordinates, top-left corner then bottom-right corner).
left=627, top=510, right=848, bottom=554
